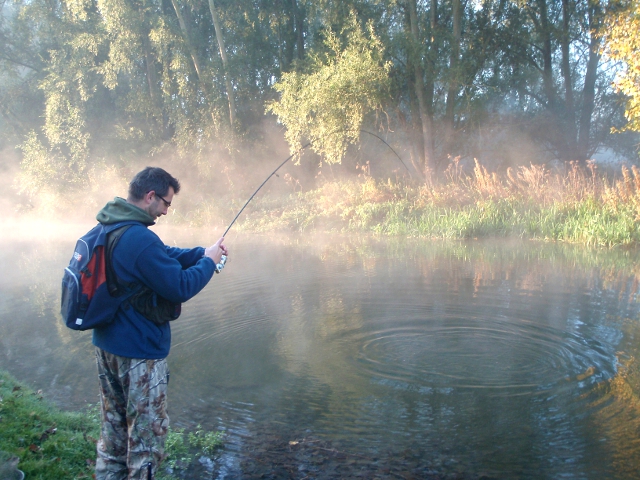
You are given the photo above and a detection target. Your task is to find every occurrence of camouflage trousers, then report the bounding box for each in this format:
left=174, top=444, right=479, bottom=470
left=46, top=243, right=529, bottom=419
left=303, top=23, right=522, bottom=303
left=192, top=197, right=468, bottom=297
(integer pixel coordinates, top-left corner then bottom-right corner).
left=95, top=347, right=170, bottom=480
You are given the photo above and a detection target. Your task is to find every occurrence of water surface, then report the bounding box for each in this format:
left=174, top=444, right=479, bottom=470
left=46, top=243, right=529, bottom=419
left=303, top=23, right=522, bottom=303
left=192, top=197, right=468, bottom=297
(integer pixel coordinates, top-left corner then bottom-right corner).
left=2, top=225, right=640, bottom=478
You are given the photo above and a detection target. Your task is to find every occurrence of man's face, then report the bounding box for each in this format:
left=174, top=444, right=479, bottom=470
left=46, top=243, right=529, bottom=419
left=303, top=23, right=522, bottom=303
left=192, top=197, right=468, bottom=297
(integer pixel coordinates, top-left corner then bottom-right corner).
left=148, top=186, right=175, bottom=219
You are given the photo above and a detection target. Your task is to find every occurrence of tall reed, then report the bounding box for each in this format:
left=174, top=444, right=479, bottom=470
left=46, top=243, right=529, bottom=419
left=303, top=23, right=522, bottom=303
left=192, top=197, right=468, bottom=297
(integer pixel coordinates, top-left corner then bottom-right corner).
left=201, top=159, right=640, bottom=247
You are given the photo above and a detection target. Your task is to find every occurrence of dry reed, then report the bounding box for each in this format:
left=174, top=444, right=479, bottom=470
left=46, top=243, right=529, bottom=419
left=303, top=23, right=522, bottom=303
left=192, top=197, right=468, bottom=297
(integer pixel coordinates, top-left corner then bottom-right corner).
left=199, top=158, right=640, bottom=246
left=413, top=159, right=635, bottom=209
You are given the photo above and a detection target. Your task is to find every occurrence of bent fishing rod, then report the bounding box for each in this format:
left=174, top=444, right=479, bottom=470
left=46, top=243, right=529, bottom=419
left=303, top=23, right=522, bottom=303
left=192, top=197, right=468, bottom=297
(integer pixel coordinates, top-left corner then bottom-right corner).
left=213, top=143, right=310, bottom=273
left=214, top=130, right=408, bottom=272
left=222, top=130, right=410, bottom=238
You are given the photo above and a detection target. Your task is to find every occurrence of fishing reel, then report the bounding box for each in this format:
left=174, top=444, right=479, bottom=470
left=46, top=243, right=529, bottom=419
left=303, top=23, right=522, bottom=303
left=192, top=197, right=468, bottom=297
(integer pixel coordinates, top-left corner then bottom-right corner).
left=215, top=254, right=227, bottom=274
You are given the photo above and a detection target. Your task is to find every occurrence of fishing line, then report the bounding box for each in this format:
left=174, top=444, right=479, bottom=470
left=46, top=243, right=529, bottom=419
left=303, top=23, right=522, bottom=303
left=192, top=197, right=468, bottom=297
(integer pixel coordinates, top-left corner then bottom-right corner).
left=222, top=130, right=409, bottom=237
left=359, top=130, right=411, bottom=174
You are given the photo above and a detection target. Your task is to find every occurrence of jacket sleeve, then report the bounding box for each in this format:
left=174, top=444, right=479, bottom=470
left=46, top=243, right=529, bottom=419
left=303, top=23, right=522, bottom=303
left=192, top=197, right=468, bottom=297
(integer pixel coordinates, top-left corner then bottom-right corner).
left=165, top=245, right=206, bottom=268
left=135, top=241, right=216, bottom=303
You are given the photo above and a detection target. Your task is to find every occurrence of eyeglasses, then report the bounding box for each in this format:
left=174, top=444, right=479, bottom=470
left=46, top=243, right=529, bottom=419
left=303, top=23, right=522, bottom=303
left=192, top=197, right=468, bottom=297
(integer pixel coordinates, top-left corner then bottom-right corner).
left=155, top=192, right=172, bottom=208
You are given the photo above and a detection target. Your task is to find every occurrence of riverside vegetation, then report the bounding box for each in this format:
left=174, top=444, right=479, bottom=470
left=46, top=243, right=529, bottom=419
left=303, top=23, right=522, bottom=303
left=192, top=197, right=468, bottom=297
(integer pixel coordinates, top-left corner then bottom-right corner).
left=0, top=370, right=223, bottom=479
left=181, top=160, right=640, bottom=248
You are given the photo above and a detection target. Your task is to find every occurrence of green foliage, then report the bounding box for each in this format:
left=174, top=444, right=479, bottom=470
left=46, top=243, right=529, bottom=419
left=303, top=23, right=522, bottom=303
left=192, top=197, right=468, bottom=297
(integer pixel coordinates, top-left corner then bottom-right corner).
left=187, top=426, right=224, bottom=456
left=603, top=0, right=640, bottom=134
left=13, top=0, right=105, bottom=195
left=267, top=14, right=391, bottom=164
left=16, top=131, right=62, bottom=196
left=1, top=0, right=637, bottom=199
left=157, top=425, right=224, bottom=479
left=160, top=428, right=191, bottom=474
left=8, top=0, right=235, bottom=197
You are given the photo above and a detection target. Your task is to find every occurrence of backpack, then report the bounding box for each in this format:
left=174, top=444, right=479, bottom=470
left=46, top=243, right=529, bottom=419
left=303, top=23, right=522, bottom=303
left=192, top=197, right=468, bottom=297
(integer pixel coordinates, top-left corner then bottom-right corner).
left=61, top=222, right=139, bottom=331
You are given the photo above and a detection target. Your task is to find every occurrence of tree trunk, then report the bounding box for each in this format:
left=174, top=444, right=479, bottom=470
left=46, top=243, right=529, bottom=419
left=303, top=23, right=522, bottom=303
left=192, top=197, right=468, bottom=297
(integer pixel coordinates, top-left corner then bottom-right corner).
left=170, top=0, right=203, bottom=81
left=208, top=0, right=236, bottom=127
left=560, top=0, right=578, bottom=157
left=443, top=0, right=461, bottom=159
left=403, top=6, right=423, bottom=175
left=408, top=0, right=434, bottom=175
left=577, top=0, right=601, bottom=161
left=425, top=0, right=437, bottom=117
left=284, top=0, right=295, bottom=68
left=539, top=0, right=555, bottom=106
left=142, top=33, right=171, bottom=138
left=171, top=0, right=218, bottom=124
left=142, top=33, right=160, bottom=108
left=293, top=0, right=304, bottom=60
left=538, top=0, right=571, bottom=159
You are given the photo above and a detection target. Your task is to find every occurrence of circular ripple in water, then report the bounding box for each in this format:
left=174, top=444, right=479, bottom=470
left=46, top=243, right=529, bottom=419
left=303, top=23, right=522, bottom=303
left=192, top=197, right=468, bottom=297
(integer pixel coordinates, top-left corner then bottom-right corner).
left=353, top=314, right=615, bottom=394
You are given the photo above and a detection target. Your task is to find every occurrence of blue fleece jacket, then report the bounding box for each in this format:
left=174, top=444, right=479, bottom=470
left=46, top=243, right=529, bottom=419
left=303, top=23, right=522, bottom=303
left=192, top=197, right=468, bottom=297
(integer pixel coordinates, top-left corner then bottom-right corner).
left=92, top=198, right=215, bottom=359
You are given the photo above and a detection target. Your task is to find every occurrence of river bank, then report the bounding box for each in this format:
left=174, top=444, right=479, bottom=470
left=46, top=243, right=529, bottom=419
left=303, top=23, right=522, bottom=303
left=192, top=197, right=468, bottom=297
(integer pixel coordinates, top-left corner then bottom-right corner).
left=161, top=161, right=640, bottom=248
left=0, top=369, right=97, bottom=479
left=0, top=369, right=224, bottom=480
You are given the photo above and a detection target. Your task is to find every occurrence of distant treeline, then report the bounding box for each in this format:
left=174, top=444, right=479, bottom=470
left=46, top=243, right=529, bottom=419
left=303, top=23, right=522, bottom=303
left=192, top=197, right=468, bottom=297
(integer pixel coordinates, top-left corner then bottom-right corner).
left=1, top=0, right=639, bottom=198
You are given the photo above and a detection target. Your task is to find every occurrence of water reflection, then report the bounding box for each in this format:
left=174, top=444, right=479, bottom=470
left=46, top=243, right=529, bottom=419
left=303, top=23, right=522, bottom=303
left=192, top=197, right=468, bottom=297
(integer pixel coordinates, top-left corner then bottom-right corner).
left=2, top=229, right=640, bottom=478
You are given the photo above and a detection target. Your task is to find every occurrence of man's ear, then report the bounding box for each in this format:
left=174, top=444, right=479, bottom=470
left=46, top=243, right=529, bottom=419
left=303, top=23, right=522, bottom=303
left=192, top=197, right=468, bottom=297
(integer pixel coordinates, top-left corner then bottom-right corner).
left=144, top=190, right=155, bottom=204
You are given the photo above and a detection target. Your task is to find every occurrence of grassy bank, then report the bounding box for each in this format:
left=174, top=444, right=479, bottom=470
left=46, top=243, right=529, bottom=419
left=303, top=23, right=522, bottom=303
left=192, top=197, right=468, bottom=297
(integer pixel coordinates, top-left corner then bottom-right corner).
left=183, top=161, right=640, bottom=247
left=0, top=369, right=98, bottom=479
left=0, top=370, right=222, bottom=479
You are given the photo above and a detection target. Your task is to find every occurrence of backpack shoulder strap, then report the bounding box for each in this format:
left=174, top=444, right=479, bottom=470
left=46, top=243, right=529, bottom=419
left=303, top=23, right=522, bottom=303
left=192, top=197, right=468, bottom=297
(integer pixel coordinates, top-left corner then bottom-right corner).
left=105, top=224, right=136, bottom=296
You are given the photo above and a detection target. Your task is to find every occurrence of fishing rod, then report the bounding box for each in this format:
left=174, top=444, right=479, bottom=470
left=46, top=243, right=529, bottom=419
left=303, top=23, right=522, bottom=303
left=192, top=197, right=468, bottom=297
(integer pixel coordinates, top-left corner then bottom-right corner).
left=214, top=144, right=311, bottom=273
left=214, top=130, right=408, bottom=273
left=222, top=130, right=410, bottom=238
left=222, top=142, right=311, bottom=237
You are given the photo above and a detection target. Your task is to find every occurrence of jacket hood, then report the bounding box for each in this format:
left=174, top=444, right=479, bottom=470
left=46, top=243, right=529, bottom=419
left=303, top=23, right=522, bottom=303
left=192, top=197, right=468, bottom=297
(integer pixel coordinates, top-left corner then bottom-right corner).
left=96, top=197, right=156, bottom=226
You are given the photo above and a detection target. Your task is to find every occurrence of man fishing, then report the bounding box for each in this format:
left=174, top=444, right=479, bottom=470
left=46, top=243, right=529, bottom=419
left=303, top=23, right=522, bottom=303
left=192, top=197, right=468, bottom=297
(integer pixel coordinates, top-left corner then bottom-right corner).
left=92, top=166, right=228, bottom=479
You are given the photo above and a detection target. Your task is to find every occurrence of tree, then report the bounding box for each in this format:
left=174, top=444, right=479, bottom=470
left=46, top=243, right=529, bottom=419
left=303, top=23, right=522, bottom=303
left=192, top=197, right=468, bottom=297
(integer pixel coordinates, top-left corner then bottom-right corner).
left=0, top=0, right=46, bottom=146
left=493, top=0, right=614, bottom=162
left=16, top=0, right=106, bottom=193
left=407, top=0, right=434, bottom=175
left=602, top=0, right=640, bottom=133
left=267, top=15, right=391, bottom=164
left=208, top=0, right=235, bottom=126
left=2, top=0, right=636, bottom=196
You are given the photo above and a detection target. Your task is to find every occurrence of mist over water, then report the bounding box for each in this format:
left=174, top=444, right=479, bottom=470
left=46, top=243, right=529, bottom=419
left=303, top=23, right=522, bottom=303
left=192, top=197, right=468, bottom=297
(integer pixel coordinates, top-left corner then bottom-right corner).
left=2, top=227, right=640, bottom=478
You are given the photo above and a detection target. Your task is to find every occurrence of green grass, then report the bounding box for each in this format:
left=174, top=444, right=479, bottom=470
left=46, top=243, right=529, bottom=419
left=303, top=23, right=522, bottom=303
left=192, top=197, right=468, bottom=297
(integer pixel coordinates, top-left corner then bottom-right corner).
left=0, top=370, right=98, bottom=479
left=0, top=370, right=224, bottom=480
left=217, top=187, right=640, bottom=248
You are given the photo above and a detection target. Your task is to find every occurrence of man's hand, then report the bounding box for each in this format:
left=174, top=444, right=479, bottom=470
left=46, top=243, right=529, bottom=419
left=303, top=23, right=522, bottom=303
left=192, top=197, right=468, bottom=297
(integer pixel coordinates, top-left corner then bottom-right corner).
left=204, top=237, right=228, bottom=265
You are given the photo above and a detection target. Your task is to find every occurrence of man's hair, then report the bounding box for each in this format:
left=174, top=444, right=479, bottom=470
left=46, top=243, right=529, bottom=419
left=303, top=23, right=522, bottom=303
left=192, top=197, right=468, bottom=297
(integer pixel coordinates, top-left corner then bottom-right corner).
left=128, top=167, right=181, bottom=200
